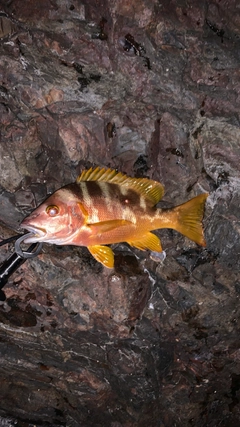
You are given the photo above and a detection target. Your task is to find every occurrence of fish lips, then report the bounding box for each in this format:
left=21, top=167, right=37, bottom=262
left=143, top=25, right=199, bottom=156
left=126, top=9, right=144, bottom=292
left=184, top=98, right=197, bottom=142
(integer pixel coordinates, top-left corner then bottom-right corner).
left=21, top=223, right=47, bottom=243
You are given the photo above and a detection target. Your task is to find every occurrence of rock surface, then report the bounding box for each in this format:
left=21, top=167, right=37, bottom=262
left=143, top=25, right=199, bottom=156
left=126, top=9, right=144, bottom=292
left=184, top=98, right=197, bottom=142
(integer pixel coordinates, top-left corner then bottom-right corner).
left=0, top=0, right=240, bottom=426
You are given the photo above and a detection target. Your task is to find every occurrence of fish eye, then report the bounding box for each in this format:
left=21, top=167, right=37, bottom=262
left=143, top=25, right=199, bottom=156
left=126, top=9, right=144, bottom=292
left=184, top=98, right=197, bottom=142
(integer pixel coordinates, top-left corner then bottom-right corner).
left=46, top=205, right=60, bottom=216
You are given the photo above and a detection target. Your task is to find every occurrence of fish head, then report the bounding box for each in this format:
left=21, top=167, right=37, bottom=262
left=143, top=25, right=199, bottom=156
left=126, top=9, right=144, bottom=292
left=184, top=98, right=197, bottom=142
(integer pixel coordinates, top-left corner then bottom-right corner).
left=21, top=188, right=87, bottom=245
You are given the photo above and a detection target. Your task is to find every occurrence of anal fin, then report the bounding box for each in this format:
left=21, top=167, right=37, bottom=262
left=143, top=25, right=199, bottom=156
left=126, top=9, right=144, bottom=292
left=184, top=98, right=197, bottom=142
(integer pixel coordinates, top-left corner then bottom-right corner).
left=88, top=245, right=114, bottom=268
left=127, top=232, right=162, bottom=252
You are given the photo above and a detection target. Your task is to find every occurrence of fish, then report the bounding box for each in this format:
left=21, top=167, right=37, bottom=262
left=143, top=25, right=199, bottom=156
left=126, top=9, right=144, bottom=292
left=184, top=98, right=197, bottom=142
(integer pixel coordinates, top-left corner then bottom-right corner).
left=21, top=167, right=208, bottom=268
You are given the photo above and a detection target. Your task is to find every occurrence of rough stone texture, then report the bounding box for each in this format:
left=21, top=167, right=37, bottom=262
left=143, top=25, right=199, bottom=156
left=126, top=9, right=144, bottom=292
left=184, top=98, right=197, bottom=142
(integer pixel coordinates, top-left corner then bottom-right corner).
left=0, top=0, right=240, bottom=426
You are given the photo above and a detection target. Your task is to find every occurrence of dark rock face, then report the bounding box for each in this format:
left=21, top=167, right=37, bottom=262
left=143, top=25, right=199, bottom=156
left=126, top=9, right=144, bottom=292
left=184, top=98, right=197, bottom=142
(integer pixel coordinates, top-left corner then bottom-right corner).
left=0, top=0, right=240, bottom=426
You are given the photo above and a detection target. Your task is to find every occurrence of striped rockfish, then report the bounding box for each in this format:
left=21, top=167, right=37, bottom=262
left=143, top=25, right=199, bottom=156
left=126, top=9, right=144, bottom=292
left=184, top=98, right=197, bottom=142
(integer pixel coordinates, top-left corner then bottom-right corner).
left=21, top=167, right=208, bottom=268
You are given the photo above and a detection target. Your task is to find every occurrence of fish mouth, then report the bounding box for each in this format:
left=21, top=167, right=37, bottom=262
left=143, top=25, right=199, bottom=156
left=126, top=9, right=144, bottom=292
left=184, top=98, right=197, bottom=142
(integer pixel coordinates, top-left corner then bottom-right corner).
left=21, top=225, right=47, bottom=242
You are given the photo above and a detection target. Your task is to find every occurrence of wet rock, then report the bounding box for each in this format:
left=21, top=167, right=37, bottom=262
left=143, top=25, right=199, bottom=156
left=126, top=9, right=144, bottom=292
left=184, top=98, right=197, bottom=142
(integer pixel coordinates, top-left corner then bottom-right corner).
left=0, top=0, right=240, bottom=426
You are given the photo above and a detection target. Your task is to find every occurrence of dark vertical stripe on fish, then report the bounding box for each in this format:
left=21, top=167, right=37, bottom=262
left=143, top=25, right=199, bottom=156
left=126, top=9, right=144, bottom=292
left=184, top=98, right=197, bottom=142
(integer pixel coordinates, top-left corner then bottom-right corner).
left=64, top=183, right=84, bottom=201
left=99, top=182, right=116, bottom=217
left=85, top=181, right=104, bottom=200
left=81, top=182, right=100, bottom=222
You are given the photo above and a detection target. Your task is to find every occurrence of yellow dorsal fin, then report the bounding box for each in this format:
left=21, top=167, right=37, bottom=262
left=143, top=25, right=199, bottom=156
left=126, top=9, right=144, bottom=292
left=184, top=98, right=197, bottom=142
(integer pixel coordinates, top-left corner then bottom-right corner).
left=88, top=245, right=114, bottom=268
left=77, top=167, right=164, bottom=206
left=127, top=232, right=163, bottom=252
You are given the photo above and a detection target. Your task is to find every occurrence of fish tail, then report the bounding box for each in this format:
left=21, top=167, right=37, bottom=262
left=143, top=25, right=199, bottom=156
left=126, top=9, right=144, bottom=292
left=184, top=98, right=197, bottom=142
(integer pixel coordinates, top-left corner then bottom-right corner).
left=169, top=193, right=208, bottom=246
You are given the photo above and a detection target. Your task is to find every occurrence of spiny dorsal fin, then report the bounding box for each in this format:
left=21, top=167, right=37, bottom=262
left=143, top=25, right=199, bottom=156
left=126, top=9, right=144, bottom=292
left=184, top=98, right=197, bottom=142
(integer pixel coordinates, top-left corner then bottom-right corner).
left=77, top=167, right=164, bottom=206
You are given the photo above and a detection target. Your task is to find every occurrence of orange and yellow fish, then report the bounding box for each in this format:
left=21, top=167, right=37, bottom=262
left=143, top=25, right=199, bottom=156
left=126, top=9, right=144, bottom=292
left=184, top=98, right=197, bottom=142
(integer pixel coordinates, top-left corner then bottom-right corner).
left=21, top=167, right=208, bottom=268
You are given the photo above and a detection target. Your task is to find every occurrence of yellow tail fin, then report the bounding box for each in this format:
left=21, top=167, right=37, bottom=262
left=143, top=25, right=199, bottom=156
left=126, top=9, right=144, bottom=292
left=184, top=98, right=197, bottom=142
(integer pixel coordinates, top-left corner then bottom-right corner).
left=171, top=193, right=208, bottom=246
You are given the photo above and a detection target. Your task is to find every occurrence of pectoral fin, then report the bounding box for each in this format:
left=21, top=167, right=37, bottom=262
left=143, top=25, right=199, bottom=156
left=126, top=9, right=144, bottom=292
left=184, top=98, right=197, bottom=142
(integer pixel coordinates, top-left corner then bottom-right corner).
left=88, top=219, right=131, bottom=234
left=88, top=245, right=114, bottom=268
left=127, top=232, right=162, bottom=252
